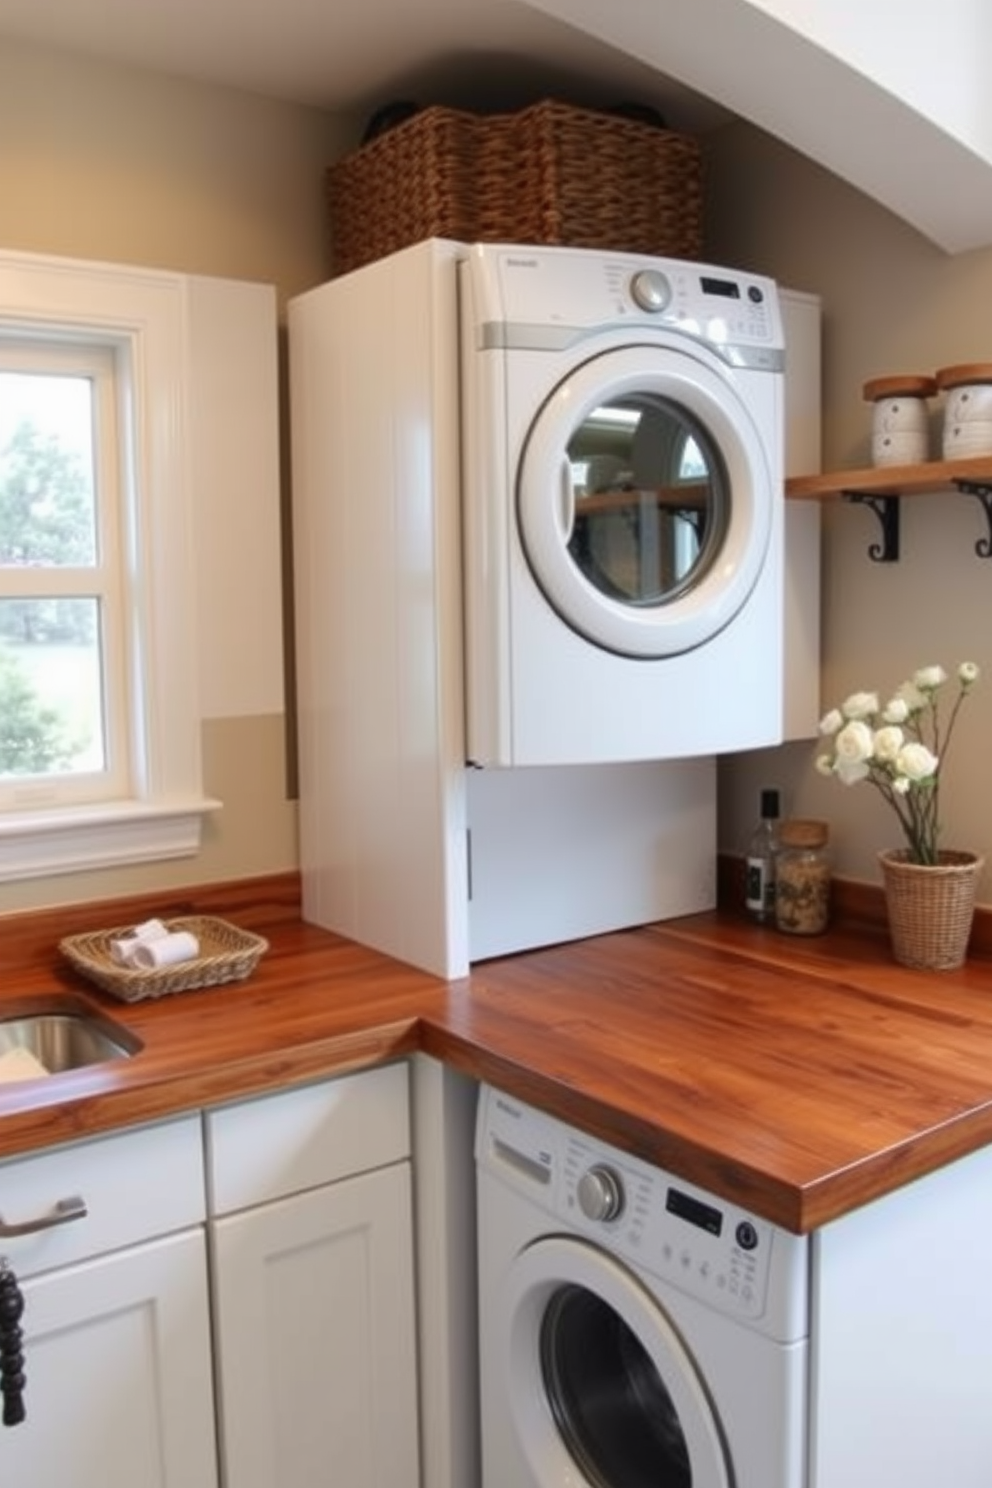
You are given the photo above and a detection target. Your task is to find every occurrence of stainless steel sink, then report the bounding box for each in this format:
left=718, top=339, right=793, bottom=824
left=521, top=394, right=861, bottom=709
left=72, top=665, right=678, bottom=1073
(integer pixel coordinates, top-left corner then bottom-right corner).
left=0, top=998, right=141, bottom=1079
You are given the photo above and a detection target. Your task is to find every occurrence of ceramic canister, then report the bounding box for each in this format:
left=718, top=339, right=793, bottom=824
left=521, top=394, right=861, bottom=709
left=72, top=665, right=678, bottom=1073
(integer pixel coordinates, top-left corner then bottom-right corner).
left=863, top=374, right=936, bottom=466
left=936, top=363, right=992, bottom=458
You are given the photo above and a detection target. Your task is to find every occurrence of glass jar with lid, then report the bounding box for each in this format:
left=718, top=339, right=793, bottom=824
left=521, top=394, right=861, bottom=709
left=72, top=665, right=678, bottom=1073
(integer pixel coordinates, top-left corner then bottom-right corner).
left=775, top=819, right=831, bottom=936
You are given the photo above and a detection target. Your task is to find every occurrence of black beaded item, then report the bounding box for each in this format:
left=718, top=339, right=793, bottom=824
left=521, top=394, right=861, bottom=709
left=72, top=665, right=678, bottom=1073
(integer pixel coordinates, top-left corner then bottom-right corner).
left=0, top=1262, right=26, bottom=1426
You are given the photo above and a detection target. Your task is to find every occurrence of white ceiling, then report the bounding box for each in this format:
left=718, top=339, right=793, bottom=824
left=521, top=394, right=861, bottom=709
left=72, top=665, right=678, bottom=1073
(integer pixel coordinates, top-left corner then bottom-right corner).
left=0, top=0, right=730, bottom=132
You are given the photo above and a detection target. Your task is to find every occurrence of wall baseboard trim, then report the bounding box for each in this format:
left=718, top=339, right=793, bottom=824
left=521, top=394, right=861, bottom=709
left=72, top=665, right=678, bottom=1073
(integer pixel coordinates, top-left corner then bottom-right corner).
left=2, top=870, right=302, bottom=969
left=718, top=852, right=992, bottom=954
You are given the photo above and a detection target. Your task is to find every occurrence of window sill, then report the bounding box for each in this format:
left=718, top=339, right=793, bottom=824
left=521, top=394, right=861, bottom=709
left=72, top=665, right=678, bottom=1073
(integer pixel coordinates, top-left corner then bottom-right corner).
left=0, top=797, right=222, bottom=883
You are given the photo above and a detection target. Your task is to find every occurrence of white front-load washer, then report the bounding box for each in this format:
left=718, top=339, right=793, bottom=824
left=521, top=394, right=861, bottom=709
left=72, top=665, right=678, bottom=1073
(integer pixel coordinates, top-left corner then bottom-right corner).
left=476, top=1085, right=809, bottom=1488
left=459, top=243, right=786, bottom=767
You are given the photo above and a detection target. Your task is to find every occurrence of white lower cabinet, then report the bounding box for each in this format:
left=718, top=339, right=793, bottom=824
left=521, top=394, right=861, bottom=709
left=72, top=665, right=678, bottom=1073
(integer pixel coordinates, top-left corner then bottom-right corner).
left=0, top=1065, right=422, bottom=1488
left=0, top=1116, right=217, bottom=1488
left=5, top=1232, right=217, bottom=1486
left=206, top=1062, right=420, bottom=1488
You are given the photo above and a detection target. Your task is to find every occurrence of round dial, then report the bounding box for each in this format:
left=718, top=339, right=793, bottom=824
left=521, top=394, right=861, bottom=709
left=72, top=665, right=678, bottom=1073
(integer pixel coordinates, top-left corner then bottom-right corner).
left=630, top=269, right=672, bottom=313
left=577, top=1164, right=625, bottom=1222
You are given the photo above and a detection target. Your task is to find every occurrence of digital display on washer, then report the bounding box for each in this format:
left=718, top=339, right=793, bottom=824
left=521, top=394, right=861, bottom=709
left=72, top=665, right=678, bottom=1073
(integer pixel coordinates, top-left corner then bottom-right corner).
left=699, top=276, right=741, bottom=300
left=666, top=1187, right=723, bottom=1236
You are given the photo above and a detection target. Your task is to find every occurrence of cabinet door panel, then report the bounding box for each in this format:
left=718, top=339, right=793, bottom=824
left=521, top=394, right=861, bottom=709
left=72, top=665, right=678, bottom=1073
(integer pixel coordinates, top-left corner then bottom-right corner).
left=212, top=1163, right=419, bottom=1488
left=0, top=1230, right=217, bottom=1488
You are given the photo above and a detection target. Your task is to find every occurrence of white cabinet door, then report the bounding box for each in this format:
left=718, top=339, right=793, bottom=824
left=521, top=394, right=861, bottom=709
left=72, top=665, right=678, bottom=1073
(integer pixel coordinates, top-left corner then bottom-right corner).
left=0, top=1229, right=217, bottom=1488
left=211, top=1162, right=420, bottom=1488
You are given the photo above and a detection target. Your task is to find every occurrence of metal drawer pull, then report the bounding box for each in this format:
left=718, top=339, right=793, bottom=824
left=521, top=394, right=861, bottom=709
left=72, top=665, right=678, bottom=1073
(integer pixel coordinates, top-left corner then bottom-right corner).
left=0, top=1196, right=88, bottom=1238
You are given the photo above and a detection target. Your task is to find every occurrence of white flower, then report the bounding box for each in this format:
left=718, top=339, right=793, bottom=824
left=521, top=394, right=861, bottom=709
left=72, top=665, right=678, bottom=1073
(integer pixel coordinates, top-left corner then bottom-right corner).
left=894, top=681, right=927, bottom=714
left=834, top=719, right=874, bottom=766
left=842, top=691, right=879, bottom=720
left=895, top=742, right=938, bottom=781
left=815, top=661, right=978, bottom=865
left=914, top=665, right=947, bottom=692
left=873, top=725, right=904, bottom=762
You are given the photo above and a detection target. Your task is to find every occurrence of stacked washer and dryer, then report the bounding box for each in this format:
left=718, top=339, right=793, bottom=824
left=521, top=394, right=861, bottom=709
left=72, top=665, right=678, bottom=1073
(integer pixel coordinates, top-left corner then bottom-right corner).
left=288, top=240, right=819, bottom=980
left=289, top=240, right=822, bottom=1488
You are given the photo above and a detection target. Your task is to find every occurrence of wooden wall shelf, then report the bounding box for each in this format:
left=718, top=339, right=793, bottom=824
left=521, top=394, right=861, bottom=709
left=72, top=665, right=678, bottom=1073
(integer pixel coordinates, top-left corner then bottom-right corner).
left=785, top=456, right=992, bottom=562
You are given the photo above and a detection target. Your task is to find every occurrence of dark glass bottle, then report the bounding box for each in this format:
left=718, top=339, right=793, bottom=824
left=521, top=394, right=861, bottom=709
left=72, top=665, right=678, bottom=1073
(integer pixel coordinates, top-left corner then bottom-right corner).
left=744, top=788, right=780, bottom=922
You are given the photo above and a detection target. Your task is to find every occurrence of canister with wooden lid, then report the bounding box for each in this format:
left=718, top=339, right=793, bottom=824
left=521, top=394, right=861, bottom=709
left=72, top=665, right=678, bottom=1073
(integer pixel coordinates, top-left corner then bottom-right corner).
left=936, top=363, right=992, bottom=458
left=863, top=374, right=936, bottom=467
left=775, top=819, right=831, bottom=936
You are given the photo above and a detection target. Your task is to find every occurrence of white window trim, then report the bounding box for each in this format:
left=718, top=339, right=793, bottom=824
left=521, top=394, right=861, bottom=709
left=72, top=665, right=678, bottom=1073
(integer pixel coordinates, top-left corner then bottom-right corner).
left=0, top=249, right=220, bottom=882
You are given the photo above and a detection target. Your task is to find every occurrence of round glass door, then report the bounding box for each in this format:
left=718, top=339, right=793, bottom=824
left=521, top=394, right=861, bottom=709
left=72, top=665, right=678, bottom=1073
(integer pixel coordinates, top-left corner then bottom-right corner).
left=499, top=1237, right=731, bottom=1488
left=541, top=1284, right=692, bottom=1487
left=517, top=345, right=774, bottom=658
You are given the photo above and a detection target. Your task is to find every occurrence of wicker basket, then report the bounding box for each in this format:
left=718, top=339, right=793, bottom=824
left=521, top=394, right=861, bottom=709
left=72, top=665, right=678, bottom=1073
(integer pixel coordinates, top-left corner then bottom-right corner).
left=59, top=916, right=269, bottom=1002
left=878, top=849, right=984, bottom=971
left=328, top=99, right=704, bottom=278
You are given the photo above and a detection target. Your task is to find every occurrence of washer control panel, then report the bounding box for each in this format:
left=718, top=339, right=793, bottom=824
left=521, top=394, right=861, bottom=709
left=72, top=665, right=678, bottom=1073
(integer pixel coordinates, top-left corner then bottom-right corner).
left=561, top=1135, right=773, bottom=1320
left=477, top=1085, right=807, bottom=1335
left=470, top=242, right=784, bottom=368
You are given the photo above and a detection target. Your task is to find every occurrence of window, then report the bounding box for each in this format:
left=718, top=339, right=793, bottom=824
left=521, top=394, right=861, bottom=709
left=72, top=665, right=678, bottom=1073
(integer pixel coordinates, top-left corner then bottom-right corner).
left=0, top=342, right=129, bottom=807
left=0, top=251, right=218, bottom=882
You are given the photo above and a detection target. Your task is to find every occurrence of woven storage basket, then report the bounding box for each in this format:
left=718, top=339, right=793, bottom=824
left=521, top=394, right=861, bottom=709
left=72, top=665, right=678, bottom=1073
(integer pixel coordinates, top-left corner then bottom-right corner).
left=60, top=916, right=268, bottom=1002
left=878, top=849, right=984, bottom=971
left=328, top=99, right=704, bottom=277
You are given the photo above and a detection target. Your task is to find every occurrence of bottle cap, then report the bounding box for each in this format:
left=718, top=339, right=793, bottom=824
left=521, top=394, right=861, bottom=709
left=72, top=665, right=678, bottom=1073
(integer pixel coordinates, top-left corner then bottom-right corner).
left=760, top=788, right=780, bottom=820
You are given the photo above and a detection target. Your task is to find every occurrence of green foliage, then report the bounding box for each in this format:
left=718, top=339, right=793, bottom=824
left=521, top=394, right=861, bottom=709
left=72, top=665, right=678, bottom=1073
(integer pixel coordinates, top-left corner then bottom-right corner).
left=0, top=648, right=78, bottom=774
left=0, top=418, right=96, bottom=645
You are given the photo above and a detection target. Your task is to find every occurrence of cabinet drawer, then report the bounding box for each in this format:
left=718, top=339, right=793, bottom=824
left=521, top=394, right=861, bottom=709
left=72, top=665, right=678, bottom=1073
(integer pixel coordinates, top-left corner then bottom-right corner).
left=0, top=1116, right=205, bottom=1279
left=206, top=1061, right=410, bottom=1214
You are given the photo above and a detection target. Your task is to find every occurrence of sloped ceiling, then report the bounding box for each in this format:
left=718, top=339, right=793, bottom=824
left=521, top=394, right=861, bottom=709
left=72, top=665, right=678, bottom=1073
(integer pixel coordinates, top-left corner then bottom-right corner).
left=522, top=0, right=992, bottom=254
left=0, top=0, right=989, bottom=252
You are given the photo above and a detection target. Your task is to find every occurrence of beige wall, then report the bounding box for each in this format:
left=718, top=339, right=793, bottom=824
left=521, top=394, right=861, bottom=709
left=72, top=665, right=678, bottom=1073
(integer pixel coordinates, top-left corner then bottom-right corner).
left=707, top=121, right=992, bottom=897
left=7, top=38, right=990, bottom=911
left=0, top=37, right=358, bottom=913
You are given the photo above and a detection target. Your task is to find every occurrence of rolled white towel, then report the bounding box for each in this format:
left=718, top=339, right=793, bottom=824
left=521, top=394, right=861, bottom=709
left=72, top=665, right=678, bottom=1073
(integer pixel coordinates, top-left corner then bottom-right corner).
left=129, top=930, right=200, bottom=970
left=110, top=918, right=170, bottom=965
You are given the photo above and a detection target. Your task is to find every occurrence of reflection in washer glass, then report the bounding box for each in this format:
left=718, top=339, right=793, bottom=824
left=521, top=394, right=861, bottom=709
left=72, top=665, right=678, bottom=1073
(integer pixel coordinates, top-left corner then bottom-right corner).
left=567, top=396, right=728, bottom=607
left=540, top=1284, right=692, bottom=1487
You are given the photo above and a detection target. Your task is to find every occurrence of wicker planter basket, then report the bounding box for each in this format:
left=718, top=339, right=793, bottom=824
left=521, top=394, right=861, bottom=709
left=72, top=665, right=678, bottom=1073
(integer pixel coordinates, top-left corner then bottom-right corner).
left=878, top=849, right=984, bottom=971
left=327, top=99, right=704, bottom=278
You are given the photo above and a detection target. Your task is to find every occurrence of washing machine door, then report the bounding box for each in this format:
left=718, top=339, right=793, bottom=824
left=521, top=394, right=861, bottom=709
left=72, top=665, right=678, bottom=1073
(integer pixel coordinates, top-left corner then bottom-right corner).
left=517, top=343, right=775, bottom=659
left=499, top=1234, right=731, bottom=1488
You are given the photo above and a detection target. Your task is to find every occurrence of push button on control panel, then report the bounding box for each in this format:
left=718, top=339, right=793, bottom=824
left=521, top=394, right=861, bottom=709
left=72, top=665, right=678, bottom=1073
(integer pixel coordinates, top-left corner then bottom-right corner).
left=736, top=1220, right=759, bottom=1251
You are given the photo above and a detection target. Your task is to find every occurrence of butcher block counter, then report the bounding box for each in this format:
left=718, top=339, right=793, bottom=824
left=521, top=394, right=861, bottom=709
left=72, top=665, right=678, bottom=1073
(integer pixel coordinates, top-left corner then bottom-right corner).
left=5, top=872, right=992, bottom=1234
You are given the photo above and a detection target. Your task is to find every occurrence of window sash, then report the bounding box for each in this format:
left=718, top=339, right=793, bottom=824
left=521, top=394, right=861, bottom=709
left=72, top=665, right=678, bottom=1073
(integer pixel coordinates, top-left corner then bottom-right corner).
left=0, top=340, right=131, bottom=809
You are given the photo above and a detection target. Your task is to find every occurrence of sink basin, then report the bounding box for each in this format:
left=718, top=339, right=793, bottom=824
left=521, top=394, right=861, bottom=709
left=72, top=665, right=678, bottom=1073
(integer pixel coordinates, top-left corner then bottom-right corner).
left=0, top=998, right=141, bottom=1080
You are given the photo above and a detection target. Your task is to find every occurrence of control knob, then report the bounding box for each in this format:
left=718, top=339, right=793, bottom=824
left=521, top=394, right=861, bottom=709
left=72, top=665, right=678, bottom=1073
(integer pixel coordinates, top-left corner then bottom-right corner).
left=577, top=1164, right=624, bottom=1222
left=630, top=269, right=672, bottom=314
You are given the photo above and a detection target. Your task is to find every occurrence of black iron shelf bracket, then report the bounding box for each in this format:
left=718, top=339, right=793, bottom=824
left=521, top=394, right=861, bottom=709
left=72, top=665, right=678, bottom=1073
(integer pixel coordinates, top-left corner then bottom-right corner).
left=842, top=490, right=900, bottom=562
left=953, top=478, right=992, bottom=558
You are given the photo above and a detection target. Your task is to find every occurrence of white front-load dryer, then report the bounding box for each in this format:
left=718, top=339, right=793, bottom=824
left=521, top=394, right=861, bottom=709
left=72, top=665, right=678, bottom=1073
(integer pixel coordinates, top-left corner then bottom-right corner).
left=458, top=243, right=786, bottom=766
left=476, top=1085, right=809, bottom=1488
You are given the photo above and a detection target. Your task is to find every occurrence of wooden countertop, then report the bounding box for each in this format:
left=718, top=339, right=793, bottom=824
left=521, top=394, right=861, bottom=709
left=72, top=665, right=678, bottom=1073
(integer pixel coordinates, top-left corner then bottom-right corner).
left=5, top=874, right=992, bottom=1234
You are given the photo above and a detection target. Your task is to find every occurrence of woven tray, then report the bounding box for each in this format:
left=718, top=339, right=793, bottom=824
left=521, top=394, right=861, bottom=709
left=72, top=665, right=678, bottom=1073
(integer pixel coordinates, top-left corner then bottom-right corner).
left=328, top=98, right=704, bottom=277
left=59, top=916, right=269, bottom=1002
